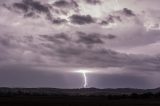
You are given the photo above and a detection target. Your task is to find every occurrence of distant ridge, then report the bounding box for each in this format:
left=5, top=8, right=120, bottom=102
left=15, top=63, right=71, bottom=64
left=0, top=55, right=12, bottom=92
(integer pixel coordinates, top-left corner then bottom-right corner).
left=0, top=87, right=160, bottom=96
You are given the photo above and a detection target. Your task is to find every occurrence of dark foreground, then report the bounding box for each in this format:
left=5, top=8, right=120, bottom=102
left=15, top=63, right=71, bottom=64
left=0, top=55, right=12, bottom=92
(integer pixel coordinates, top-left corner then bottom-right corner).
left=1, top=96, right=160, bottom=106
left=1, top=88, right=160, bottom=106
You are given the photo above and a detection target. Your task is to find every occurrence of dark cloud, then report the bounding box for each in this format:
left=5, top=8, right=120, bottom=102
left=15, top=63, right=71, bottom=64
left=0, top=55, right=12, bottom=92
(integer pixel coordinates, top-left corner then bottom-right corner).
left=40, top=35, right=56, bottom=42
left=100, top=20, right=109, bottom=25
left=53, top=0, right=78, bottom=8
left=123, top=8, right=135, bottom=16
left=0, top=35, right=17, bottom=48
left=54, top=33, right=71, bottom=41
left=38, top=33, right=129, bottom=68
left=85, top=0, right=101, bottom=5
left=40, top=32, right=116, bottom=48
left=52, top=18, right=67, bottom=24
left=108, top=15, right=121, bottom=22
left=24, top=0, right=49, bottom=13
left=55, top=46, right=83, bottom=58
left=77, top=32, right=116, bottom=44
left=14, top=0, right=49, bottom=13
left=12, top=0, right=54, bottom=20
left=100, top=8, right=135, bottom=26
left=77, top=32, right=104, bottom=44
left=0, top=35, right=12, bottom=47
left=24, top=12, right=39, bottom=18
left=53, top=0, right=69, bottom=7
left=100, top=15, right=121, bottom=25
left=74, top=49, right=129, bottom=68
left=70, top=14, right=95, bottom=25
left=40, top=33, right=71, bottom=44
left=13, top=2, right=28, bottom=12
left=106, top=34, right=117, bottom=39
left=44, top=39, right=160, bottom=71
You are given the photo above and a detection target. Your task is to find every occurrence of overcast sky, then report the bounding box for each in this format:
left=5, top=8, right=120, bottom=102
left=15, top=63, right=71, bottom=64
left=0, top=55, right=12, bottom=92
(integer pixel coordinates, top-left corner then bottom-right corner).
left=0, top=0, right=160, bottom=88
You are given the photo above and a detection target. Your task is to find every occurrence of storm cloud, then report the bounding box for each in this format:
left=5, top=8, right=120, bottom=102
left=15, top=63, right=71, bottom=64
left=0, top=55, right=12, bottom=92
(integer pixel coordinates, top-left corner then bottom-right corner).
left=0, top=0, right=160, bottom=88
left=13, top=0, right=50, bottom=13
left=85, top=0, right=101, bottom=5
left=53, top=0, right=78, bottom=8
left=70, top=14, right=95, bottom=25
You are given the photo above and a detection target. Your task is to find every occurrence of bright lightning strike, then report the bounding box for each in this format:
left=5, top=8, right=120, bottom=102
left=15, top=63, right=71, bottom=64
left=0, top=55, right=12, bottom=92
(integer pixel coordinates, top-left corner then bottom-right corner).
left=74, top=70, right=91, bottom=88
left=82, top=71, right=87, bottom=88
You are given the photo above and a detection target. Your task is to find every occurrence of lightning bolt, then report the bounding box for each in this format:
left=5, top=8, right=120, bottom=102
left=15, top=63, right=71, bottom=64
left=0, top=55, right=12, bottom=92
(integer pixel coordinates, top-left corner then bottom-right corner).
left=82, top=71, right=87, bottom=88
left=74, top=70, right=90, bottom=88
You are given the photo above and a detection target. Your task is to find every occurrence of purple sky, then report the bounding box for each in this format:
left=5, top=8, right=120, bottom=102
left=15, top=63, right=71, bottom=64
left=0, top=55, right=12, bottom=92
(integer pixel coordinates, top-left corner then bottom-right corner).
left=0, top=0, right=160, bottom=88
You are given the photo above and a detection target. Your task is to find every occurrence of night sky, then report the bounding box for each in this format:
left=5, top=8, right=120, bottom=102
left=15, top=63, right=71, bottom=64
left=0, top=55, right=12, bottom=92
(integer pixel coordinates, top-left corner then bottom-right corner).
left=0, top=0, right=160, bottom=89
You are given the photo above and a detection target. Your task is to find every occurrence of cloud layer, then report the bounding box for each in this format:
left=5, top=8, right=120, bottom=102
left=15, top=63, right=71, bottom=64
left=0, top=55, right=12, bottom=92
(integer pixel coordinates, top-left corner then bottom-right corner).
left=0, top=0, right=160, bottom=88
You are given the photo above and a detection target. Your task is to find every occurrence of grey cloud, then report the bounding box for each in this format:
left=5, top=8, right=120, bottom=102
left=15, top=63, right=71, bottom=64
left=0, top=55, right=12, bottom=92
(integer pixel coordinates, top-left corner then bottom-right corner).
left=52, top=18, right=67, bottom=24
left=54, top=33, right=71, bottom=41
left=0, top=35, right=12, bottom=47
left=100, top=20, right=109, bottom=25
left=100, top=15, right=121, bottom=25
left=24, top=12, right=39, bottom=18
left=37, top=31, right=160, bottom=71
left=85, top=0, right=101, bottom=5
left=77, top=32, right=104, bottom=44
left=38, top=33, right=160, bottom=71
left=37, top=33, right=127, bottom=67
left=0, top=34, right=17, bottom=48
left=14, top=0, right=49, bottom=13
left=11, top=0, right=79, bottom=23
left=53, top=0, right=78, bottom=8
left=0, top=32, right=160, bottom=78
left=39, top=33, right=71, bottom=44
left=122, top=8, right=135, bottom=16
left=41, top=34, right=160, bottom=71
left=107, top=34, right=117, bottom=39
left=100, top=8, right=135, bottom=26
left=39, top=32, right=116, bottom=48
left=126, top=56, right=160, bottom=72
left=70, top=14, right=95, bottom=25
left=12, top=0, right=53, bottom=20
left=76, top=32, right=116, bottom=45
left=13, top=2, right=28, bottom=12
left=53, top=0, right=70, bottom=7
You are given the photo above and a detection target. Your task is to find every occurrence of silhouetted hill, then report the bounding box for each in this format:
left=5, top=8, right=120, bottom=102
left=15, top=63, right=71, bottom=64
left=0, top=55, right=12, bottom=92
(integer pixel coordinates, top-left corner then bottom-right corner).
left=0, top=87, right=160, bottom=96
left=1, top=88, right=160, bottom=106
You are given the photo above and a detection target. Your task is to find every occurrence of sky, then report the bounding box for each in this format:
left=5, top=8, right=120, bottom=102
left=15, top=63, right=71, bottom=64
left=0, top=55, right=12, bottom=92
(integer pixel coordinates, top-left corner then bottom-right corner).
left=0, top=0, right=160, bottom=89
